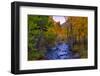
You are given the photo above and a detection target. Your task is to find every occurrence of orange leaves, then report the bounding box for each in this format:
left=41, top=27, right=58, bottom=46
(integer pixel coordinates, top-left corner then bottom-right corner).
left=46, top=16, right=88, bottom=43
left=67, top=16, right=88, bottom=41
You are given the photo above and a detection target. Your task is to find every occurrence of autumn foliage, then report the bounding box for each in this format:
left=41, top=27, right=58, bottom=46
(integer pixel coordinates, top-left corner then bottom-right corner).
left=28, top=15, right=88, bottom=60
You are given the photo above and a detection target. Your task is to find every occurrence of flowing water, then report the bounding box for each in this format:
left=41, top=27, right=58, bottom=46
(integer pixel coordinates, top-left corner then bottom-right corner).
left=45, top=42, right=80, bottom=60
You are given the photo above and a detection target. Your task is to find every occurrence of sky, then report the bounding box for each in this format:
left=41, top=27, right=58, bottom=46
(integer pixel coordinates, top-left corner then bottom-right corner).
left=53, top=16, right=68, bottom=24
